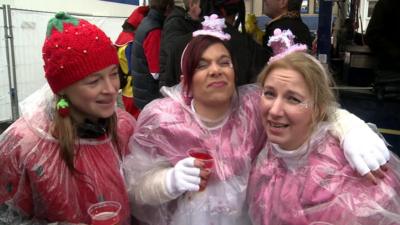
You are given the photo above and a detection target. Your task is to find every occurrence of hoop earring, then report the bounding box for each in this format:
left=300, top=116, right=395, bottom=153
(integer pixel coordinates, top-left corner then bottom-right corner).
left=56, top=96, right=70, bottom=117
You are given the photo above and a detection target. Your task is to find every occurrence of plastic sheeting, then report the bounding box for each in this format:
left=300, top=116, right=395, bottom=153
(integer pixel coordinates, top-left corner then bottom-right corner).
left=124, top=84, right=267, bottom=225
left=248, top=123, right=400, bottom=225
left=0, top=85, right=135, bottom=224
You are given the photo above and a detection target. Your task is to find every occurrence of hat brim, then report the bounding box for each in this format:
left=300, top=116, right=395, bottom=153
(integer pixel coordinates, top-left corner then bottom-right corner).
left=115, top=31, right=134, bottom=46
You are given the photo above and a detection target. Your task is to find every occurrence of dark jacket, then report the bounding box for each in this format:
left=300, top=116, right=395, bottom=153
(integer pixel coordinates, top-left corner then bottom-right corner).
left=263, top=16, right=312, bottom=51
left=131, top=9, right=163, bottom=109
left=159, top=6, right=270, bottom=87
left=366, top=0, right=400, bottom=72
left=159, top=6, right=201, bottom=88
left=224, top=24, right=270, bottom=85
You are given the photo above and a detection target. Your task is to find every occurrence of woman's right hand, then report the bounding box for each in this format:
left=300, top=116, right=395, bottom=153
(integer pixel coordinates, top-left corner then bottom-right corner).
left=165, top=157, right=210, bottom=197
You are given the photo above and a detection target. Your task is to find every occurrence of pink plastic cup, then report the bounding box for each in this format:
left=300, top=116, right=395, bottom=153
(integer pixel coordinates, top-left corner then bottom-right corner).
left=88, top=201, right=121, bottom=225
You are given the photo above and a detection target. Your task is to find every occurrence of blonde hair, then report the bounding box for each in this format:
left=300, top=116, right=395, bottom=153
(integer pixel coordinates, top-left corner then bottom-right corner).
left=258, top=52, right=337, bottom=125
left=53, top=96, right=120, bottom=172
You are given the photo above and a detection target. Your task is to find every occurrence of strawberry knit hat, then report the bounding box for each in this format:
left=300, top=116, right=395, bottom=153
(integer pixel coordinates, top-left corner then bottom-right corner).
left=42, top=12, right=119, bottom=93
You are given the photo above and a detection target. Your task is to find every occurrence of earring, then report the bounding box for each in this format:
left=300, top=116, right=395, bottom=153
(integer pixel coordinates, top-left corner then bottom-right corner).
left=56, top=97, right=70, bottom=117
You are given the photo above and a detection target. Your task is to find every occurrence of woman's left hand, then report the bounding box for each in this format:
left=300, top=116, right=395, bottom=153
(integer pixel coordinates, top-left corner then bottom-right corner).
left=343, top=124, right=390, bottom=182
left=364, top=163, right=389, bottom=184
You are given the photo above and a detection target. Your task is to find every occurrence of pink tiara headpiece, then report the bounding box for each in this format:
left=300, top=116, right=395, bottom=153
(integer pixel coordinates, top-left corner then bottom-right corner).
left=193, top=14, right=231, bottom=40
left=268, top=28, right=307, bottom=63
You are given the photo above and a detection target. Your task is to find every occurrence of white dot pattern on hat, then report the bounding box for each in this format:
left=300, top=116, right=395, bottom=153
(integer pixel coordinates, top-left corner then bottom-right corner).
left=42, top=15, right=118, bottom=93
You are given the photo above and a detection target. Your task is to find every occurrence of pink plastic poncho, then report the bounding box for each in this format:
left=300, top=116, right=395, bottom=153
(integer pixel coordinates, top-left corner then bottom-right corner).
left=124, top=84, right=266, bottom=225
left=248, top=123, right=400, bottom=225
left=0, top=85, right=136, bottom=224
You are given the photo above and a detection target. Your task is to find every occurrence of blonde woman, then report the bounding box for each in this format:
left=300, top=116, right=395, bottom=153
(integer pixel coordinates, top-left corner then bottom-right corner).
left=248, top=51, right=400, bottom=225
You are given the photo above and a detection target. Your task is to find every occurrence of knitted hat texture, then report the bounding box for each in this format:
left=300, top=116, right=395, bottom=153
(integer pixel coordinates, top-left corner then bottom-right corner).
left=42, top=12, right=119, bottom=93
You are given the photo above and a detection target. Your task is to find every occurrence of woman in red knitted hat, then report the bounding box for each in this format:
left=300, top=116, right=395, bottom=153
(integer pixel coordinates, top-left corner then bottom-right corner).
left=0, top=12, right=135, bottom=225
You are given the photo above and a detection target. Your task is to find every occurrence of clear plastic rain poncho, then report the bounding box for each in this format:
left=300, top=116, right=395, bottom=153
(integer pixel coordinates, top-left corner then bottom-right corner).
left=123, top=84, right=266, bottom=225
left=248, top=123, right=400, bottom=225
left=0, top=85, right=135, bottom=224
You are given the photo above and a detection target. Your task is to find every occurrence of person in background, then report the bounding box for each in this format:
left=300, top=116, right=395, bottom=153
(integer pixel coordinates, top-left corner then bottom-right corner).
left=245, top=13, right=265, bottom=45
left=131, top=0, right=174, bottom=110
left=365, top=0, right=400, bottom=74
left=115, top=6, right=149, bottom=119
left=365, top=0, right=400, bottom=99
left=159, top=0, right=202, bottom=89
left=123, top=16, right=390, bottom=225
left=174, top=0, right=185, bottom=8
left=263, top=0, right=312, bottom=50
left=0, top=12, right=135, bottom=224
left=160, top=0, right=269, bottom=88
left=206, top=0, right=270, bottom=85
left=248, top=29, right=400, bottom=225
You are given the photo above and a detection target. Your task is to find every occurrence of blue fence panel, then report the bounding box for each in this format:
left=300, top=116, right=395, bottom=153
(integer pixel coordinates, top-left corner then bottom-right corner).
left=101, top=0, right=139, bottom=5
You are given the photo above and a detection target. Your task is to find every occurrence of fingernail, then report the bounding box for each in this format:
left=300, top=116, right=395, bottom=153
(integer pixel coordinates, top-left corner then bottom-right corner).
left=198, top=161, right=205, bottom=168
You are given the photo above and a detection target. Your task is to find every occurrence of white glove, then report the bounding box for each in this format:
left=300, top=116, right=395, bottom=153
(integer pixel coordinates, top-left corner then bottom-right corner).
left=165, top=157, right=201, bottom=198
left=343, top=124, right=390, bottom=176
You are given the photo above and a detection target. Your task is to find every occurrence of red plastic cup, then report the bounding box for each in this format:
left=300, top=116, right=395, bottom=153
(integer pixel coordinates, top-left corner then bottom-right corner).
left=188, top=148, right=214, bottom=191
left=187, top=148, right=214, bottom=169
left=88, top=201, right=121, bottom=225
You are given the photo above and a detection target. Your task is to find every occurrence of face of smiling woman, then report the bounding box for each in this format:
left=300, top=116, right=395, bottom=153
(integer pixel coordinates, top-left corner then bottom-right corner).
left=60, top=65, right=120, bottom=123
left=260, top=67, right=314, bottom=150
left=191, top=43, right=235, bottom=108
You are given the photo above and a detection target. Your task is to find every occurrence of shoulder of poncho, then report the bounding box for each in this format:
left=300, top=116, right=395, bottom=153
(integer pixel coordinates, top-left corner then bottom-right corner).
left=237, top=84, right=262, bottom=111
left=116, top=108, right=136, bottom=138
left=1, top=117, right=43, bottom=158
left=143, top=97, right=183, bottom=116
left=135, top=97, right=184, bottom=128
left=116, top=108, right=136, bottom=127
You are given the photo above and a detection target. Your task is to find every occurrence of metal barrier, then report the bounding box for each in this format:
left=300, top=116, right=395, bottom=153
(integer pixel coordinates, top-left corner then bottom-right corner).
left=0, top=5, right=125, bottom=123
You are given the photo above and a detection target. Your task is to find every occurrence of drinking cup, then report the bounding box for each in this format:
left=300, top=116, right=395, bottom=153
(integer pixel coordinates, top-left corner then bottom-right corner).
left=88, top=201, right=121, bottom=225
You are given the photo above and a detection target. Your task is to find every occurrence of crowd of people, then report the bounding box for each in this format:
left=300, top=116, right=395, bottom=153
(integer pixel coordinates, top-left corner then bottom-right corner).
left=0, top=0, right=399, bottom=224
